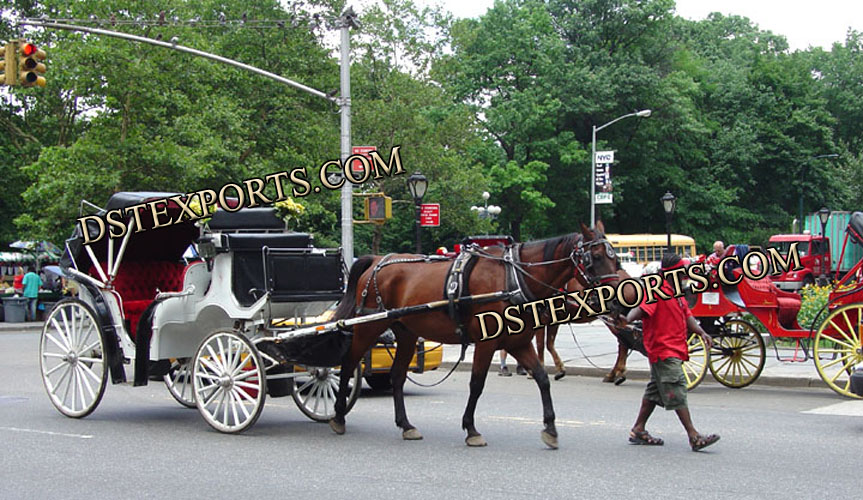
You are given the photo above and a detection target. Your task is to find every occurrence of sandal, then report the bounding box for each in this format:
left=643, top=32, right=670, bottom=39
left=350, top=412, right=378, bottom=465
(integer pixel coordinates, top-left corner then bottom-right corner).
left=690, top=434, right=720, bottom=452
left=629, top=430, right=664, bottom=446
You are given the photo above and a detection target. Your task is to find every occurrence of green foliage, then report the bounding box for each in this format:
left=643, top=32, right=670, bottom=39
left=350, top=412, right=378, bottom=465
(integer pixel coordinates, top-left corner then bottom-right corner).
left=797, top=284, right=832, bottom=331
left=2, top=0, right=863, bottom=257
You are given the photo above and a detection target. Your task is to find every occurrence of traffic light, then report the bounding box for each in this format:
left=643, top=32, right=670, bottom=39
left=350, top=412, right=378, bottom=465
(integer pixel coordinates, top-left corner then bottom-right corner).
left=364, top=195, right=392, bottom=221
left=19, top=41, right=46, bottom=88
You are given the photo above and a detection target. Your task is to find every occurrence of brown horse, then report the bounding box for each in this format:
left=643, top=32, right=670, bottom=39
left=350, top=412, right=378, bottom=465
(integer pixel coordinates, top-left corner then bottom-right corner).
left=536, top=269, right=639, bottom=383
left=328, top=224, right=620, bottom=448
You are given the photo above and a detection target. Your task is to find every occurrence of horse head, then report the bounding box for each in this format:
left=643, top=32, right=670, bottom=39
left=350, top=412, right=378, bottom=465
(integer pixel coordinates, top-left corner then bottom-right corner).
left=575, top=220, right=621, bottom=289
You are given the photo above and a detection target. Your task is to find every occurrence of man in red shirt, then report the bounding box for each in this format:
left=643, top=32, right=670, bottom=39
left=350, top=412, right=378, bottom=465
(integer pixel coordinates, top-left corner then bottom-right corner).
left=622, top=253, right=720, bottom=451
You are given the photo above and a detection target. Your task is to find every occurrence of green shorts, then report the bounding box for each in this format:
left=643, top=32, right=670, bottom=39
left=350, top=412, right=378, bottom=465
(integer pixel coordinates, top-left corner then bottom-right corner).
left=643, top=357, right=688, bottom=411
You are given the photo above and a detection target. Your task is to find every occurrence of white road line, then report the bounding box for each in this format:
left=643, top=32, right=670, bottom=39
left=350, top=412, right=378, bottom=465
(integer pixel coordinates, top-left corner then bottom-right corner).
left=0, top=426, right=94, bottom=439
left=802, top=400, right=863, bottom=416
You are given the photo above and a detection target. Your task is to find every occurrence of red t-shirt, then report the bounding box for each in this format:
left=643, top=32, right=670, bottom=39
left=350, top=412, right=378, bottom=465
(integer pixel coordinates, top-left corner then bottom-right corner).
left=639, top=280, right=692, bottom=363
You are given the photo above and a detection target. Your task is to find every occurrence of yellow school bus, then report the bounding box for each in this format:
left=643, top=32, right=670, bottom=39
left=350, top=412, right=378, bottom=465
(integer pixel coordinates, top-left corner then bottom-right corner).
left=606, top=234, right=697, bottom=265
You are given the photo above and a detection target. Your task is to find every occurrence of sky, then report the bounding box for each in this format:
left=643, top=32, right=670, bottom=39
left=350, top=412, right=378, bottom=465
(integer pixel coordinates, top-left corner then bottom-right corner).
left=423, top=0, right=863, bottom=51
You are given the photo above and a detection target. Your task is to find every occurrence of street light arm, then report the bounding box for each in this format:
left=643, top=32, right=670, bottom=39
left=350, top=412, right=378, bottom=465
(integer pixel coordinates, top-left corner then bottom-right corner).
left=594, top=110, right=650, bottom=133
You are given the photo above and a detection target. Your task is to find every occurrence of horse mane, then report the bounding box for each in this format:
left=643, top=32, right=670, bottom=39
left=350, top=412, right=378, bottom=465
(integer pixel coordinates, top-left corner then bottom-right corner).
left=522, top=233, right=583, bottom=262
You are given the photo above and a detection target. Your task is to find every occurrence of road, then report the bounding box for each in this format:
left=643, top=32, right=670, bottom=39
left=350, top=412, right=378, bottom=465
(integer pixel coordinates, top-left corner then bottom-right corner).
left=2, top=329, right=863, bottom=499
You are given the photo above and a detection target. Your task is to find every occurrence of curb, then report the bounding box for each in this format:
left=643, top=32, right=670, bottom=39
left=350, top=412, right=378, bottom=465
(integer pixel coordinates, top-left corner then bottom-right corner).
left=439, top=361, right=830, bottom=390
left=0, top=322, right=43, bottom=333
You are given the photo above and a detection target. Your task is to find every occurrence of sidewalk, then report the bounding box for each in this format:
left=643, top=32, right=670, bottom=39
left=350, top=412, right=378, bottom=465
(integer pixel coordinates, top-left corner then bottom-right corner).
left=0, top=321, right=43, bottom=333
left=3, top=318, right=830, bottom=389
left=439, top=319, right=831, bottom=389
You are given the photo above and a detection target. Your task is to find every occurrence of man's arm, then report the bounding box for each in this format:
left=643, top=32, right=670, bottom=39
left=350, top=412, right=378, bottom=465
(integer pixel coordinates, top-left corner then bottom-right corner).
left=686, top=315, right=712, bottom=348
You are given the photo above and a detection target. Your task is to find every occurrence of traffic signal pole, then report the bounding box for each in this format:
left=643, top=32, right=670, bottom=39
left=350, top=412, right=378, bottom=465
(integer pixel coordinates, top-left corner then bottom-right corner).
left=20, top=11, right=358, bottom=266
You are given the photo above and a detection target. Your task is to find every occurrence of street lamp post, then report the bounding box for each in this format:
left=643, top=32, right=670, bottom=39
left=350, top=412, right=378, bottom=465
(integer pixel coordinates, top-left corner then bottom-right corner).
left=470, top=191, right=501, bottom=235
left=590, top=109, right=651, bottom=227
left=407, top=172, right=428, bottom=254
left=661, top=191, right=676, bottom=253
left=818, top=206, right=831, bottom=285
left=797, top=153, right=839, bottom=233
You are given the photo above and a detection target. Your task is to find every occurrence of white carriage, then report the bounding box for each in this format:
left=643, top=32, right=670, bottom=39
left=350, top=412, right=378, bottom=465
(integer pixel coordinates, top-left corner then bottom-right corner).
left=39, top=192, right=361, bottom=433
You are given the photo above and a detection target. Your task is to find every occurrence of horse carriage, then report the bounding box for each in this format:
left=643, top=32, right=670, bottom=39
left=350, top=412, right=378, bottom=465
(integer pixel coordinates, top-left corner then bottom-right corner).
left=682, top=212, right=863, bottom=396
left=40, top=192, right=366, bottom=433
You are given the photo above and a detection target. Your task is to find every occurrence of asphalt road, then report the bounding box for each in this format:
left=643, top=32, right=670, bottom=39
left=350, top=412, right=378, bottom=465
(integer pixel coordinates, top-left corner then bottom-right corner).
left=3, top=329, right=863, bottom=499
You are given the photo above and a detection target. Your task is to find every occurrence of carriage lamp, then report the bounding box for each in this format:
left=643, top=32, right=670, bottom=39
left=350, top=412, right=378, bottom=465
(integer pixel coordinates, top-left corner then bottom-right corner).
left=407, top=172, right=428, bottom=253
left=661, top=191, right=676, bottom=253
left=818, top=207, right=831, bottom=285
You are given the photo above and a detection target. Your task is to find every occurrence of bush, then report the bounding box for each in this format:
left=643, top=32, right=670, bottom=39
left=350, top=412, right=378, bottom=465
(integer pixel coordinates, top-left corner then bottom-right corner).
left=797, top=284, right=832, bottom=331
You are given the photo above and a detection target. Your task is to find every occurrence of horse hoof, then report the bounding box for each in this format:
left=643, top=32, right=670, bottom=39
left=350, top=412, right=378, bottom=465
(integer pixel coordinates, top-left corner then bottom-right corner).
left=602, top=374, right=615, bottom=383
left=329, top=419, right=346, bottom=435
left=402, top=428, right=423, bottom=440
left=541, top=430, right=559, bottom=450
left=614, top=375, right=627, bottom=386
left=465, top=434, right=487, bottom=447
left=554, top=370, right=566, bottom=381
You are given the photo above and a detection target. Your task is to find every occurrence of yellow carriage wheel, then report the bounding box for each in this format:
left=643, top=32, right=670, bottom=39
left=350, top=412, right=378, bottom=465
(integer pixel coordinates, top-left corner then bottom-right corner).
left=708, top=319, right=766, bottom=388
left=814, top=304, right=863, bottom=399
left=684, top=332, right=709, bottom=390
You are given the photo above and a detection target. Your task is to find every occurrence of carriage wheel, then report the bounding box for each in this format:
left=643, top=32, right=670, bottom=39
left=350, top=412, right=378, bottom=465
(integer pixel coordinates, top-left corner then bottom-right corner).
left=708, top=319, right=766, bottom=388
left=39, top=298, right=108, bottom=418
left=291, top=364, right=362, bottom=422
left=164, top=358, right=196, bottom=408
left=683, top=331, right=709, bottom=390
left=193, top=330, right=267, bottom=433
left=814, top=304, right=863, bottom=399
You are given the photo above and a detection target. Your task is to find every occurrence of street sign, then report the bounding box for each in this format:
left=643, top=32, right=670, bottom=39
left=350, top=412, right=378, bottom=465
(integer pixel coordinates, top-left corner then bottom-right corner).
left=595, top=150, right=614, bottom=164
left=419, top=203, right=440, bottom=227
left=351, top=145, right=376, bottom=173
left=594, top=150, right=613, bottom=204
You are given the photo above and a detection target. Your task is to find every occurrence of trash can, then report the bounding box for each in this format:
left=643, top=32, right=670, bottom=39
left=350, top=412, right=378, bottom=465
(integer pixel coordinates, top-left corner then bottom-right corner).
left=2, top=297, right=28, bottom=323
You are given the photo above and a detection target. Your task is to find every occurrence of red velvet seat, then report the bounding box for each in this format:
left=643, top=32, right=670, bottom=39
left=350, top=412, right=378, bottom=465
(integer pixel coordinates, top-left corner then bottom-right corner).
left=90, top=261, right=186, bottom=339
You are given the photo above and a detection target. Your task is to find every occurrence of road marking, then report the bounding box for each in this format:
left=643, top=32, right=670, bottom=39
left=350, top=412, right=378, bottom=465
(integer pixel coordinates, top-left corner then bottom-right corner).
left=0, top=426, right=93, bottom=439
left=485, top=415, right=622, bottom=429
left=802, top=400, right=863, bottom=416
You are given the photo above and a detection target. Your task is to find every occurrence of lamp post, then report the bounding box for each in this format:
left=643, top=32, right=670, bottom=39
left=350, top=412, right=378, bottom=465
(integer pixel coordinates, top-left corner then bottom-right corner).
left=470, top=191, right=502, bottom=235
left=590, top=109, right=651, bottom=227
left=661, top=191, right=676, bottom=253
left=407, top=172, right=428, bottom=254
left=797, top=153, right=839, bottom=233
left=818, top=206, right=831, bottom=285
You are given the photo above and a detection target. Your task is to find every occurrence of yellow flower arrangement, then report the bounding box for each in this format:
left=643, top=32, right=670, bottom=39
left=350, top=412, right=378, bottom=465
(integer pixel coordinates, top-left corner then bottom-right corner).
left=274, top=198, right=306, bottom=228
left=188, top=196, right=218, bottom=226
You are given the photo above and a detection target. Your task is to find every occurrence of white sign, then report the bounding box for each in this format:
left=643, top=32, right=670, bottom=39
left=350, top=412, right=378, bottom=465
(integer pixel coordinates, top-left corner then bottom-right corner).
left=702, top=292, right=720, bottom=306
left=595, top=193, right=613, bottom=204
left=595, top=151, right=614, bottom=164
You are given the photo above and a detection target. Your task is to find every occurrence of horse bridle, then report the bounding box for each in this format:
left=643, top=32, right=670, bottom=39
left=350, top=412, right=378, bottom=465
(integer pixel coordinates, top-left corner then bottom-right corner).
left=572, top=237, right=619, bottom=286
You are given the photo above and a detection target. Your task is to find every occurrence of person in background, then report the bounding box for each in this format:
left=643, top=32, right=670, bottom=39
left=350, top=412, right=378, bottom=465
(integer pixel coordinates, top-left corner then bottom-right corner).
left=620, top=253, right=720, bottom=452
left=706, top=241, right=725, bottom=268
left=22, top=266, right=43, bottom=321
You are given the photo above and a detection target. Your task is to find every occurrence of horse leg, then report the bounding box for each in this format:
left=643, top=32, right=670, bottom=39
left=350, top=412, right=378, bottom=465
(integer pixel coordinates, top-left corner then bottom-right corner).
left=330, top=323, right=383, bottom=434
left=603, top=339, right=629, bottom=384
left=462, top=343, right=496, bottom=447
left=507, top=344, right=558, bottom=449
left=546, top=324, right=566, bottom=380
left=389, top=324, right=422, bottom=440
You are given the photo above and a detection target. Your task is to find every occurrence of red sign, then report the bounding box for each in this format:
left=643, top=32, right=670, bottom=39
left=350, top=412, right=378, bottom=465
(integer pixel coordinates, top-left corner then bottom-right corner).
left=351, top=146, right=377, bottom=173
left=420, top=203, right=440, bottom=227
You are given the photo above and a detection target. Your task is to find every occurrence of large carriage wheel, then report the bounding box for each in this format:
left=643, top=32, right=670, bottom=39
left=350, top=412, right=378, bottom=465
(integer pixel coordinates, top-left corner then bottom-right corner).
left=708, top=319, right=766, bottom=388
left=814, top=304, right=863, bottom=399
left=683, top=332, right=709, bottom=390
left=291, top=364, right=361, bottom=422
left=39, top=298, right=108, bottom=418
left=193, top=330, right=267, bottom=433
left=164, top=358, right=196, bottom=408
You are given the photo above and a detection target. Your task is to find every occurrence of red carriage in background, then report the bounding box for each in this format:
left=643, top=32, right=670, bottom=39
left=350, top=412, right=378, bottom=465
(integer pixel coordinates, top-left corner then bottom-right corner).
left=685, top=212, right=863, bottom=397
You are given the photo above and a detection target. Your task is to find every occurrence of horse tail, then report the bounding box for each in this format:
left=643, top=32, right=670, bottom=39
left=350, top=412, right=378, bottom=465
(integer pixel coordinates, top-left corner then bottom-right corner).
left=333, top=255, right=375, bottom=321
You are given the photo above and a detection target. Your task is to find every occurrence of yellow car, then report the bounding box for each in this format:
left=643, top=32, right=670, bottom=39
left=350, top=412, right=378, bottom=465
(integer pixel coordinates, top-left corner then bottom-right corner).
left=361, top=330, right=444, bottom=390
